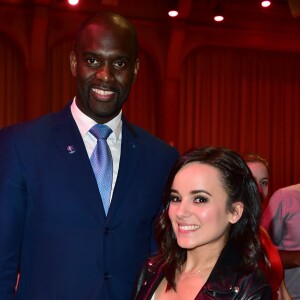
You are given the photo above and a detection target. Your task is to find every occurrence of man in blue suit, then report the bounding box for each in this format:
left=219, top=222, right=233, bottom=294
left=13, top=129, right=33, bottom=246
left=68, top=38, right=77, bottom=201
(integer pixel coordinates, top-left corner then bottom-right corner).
left=0, top=12, right=179, bottom=300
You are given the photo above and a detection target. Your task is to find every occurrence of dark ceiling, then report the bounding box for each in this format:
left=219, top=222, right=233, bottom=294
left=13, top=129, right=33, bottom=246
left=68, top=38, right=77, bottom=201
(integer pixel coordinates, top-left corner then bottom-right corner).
left=0, top=0, right=299, bottom=34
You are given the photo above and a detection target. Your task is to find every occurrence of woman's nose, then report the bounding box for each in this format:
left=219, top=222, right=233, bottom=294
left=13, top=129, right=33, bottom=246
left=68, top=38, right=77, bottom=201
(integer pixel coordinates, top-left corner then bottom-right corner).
left=176, top=200, right=191, bottom=218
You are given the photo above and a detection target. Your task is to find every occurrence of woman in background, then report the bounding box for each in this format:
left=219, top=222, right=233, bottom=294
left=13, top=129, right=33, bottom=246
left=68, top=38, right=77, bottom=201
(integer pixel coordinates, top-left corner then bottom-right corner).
left=244, top=152, right=292, bottom=300
left=133, top=146, right=271, bottom=299
left=243, top=153, right=269, bottom=211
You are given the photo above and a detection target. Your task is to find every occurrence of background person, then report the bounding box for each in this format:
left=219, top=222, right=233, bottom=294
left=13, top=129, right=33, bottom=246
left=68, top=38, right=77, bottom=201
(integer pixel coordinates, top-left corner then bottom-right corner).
left=243, top=153, right=269, bottom=211
left=262, top=183, right=300, bottom=300
left=134, top=146, right=272, bottom=300
left=0, top=12, right=179, bottom=300
left=243, top=152, right=292, bottom=300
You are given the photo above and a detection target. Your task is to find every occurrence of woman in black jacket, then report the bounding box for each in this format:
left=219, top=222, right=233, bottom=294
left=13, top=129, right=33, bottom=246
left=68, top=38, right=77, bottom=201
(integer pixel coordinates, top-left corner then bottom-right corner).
left=133, top=146, right=272, bottom=300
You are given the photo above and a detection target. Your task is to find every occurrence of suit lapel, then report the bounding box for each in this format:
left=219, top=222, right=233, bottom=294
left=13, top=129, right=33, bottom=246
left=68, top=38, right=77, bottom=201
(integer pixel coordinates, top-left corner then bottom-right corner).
left=51, top=104, right=105, bottom=218
left=106, top=120, right=140, bottom=221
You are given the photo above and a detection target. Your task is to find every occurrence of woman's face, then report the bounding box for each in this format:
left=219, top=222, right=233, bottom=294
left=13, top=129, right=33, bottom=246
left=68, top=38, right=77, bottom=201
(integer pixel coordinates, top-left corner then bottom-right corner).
left=247, top=162, right=269, bottom=201
left=168, top=162, right=243, bottom=251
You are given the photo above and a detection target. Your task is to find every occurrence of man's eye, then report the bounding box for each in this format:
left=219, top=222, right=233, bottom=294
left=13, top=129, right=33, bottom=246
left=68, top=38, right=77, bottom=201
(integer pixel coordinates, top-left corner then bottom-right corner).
left=113, top=61, right=126, bottom=69
left=86, top=58, right=99, bottom=66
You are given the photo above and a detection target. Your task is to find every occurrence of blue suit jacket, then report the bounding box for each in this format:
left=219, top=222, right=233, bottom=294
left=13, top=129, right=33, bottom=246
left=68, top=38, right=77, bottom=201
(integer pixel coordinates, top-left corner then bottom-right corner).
left=0, top=103, right=179, bottom=300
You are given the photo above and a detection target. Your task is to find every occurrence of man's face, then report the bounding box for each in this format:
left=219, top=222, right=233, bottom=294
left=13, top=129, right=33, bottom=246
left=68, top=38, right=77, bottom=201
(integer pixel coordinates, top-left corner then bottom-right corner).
left=70, top=22, right=139, bottom=123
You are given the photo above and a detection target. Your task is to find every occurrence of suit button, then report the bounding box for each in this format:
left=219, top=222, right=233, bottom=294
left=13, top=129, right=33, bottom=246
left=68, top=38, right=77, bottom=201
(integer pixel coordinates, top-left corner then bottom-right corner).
left=104, top=273, right=111, bottom=280
left=104, top=227, right=110, bottom=235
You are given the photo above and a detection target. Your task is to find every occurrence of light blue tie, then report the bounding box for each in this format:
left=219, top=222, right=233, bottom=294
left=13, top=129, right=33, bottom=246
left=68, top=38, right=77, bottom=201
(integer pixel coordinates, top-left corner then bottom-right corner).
left=89, top=124, right=113, bottom=215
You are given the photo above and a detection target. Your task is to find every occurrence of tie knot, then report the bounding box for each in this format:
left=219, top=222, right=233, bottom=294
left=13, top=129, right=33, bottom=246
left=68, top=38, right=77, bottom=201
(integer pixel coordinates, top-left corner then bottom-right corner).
left=90, top=124, right=112, bottom=140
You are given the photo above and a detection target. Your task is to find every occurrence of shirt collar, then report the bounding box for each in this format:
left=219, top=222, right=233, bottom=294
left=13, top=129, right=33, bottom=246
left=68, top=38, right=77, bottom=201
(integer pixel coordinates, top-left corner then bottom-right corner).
left=71, top=97, right=122, bottom=143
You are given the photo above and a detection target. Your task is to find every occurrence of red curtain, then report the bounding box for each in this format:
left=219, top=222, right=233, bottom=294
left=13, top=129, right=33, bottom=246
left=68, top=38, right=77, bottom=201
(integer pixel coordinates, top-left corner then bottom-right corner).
left=0, top=33, right=25, bottom=128
left=177, top=46, right=300, bottom=193
left=1, top=36, right=299, bottom=193
left=48, top=38, right=76, bottom=112
left=123, top=49, right=157, bottom=135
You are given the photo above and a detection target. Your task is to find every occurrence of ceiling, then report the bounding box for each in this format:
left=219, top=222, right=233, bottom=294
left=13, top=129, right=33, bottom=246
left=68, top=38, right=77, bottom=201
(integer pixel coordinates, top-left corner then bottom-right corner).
left=0, top=0, right=299, bottom=36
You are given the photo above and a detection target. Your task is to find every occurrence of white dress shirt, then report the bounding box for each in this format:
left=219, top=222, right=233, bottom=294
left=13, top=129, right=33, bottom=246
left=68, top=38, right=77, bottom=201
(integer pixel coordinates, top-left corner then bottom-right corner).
left=71, top=98, right=122, bottom=203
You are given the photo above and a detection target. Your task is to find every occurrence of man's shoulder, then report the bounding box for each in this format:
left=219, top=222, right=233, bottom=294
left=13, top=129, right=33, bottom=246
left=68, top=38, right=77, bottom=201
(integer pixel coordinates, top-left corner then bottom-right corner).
left=0, top=105, right=70, bottom=137
left=282, top=183, right=300, bottom=193
left=124, top=122, right=178, bottom=152
left=266, top=184, right=300, bottom=216
left=273, top=184, right=300, bottom=199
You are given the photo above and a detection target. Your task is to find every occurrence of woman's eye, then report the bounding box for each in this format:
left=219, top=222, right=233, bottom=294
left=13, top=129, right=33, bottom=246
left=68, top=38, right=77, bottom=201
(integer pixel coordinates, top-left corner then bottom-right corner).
left=169, top=195, right=180, bottom=203
left=194, top=196, right=208, bottom=203
left=261, top=180, right=268, bottom=187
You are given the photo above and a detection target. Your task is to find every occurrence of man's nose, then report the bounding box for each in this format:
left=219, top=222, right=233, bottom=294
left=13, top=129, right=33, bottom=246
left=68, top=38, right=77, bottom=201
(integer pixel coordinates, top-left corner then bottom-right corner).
left=96, top=65, right=114, bottom=82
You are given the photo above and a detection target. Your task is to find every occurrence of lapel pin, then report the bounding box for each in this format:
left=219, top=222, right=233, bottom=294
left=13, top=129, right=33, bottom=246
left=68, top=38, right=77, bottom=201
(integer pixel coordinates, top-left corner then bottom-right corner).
left=67, top=145, right=76, bottom=154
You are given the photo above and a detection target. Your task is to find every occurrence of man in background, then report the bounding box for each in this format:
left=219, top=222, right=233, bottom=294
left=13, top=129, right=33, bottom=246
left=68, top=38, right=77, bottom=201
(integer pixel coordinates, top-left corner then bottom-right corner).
left=262, top=183, right=300, bottom=299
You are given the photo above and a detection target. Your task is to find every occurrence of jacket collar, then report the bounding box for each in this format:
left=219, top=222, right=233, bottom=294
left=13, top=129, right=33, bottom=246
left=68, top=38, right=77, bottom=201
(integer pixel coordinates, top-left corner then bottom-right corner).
left=202, top=240, right=242, bottom=296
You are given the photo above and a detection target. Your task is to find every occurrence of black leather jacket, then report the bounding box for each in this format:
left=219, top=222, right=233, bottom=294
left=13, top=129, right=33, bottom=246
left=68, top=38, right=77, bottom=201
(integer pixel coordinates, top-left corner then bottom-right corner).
left=133, top=241, right=272, bottom=300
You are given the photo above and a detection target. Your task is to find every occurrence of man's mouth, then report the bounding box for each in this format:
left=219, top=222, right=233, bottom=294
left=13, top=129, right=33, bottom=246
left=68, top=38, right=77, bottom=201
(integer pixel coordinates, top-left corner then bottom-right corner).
left=91, top=88, right=115, bottom=101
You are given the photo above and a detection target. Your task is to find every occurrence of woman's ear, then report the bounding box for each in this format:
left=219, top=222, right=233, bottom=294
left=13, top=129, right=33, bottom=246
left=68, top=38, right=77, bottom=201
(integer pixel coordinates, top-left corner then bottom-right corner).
left=229, top=202, right=244, bottom=224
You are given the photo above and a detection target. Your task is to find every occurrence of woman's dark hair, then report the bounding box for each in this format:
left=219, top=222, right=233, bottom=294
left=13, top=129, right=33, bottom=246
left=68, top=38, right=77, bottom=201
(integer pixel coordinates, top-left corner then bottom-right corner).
left=152, top=146, right=263, bottom=291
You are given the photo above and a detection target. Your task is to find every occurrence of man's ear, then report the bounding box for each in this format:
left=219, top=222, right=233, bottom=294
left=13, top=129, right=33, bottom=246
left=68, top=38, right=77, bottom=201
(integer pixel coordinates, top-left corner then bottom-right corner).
left=70, top=51, right=77, bottom=77
left=133, top=58, right=139, bottom=82
left=229, top=202, right=244, bottom=224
